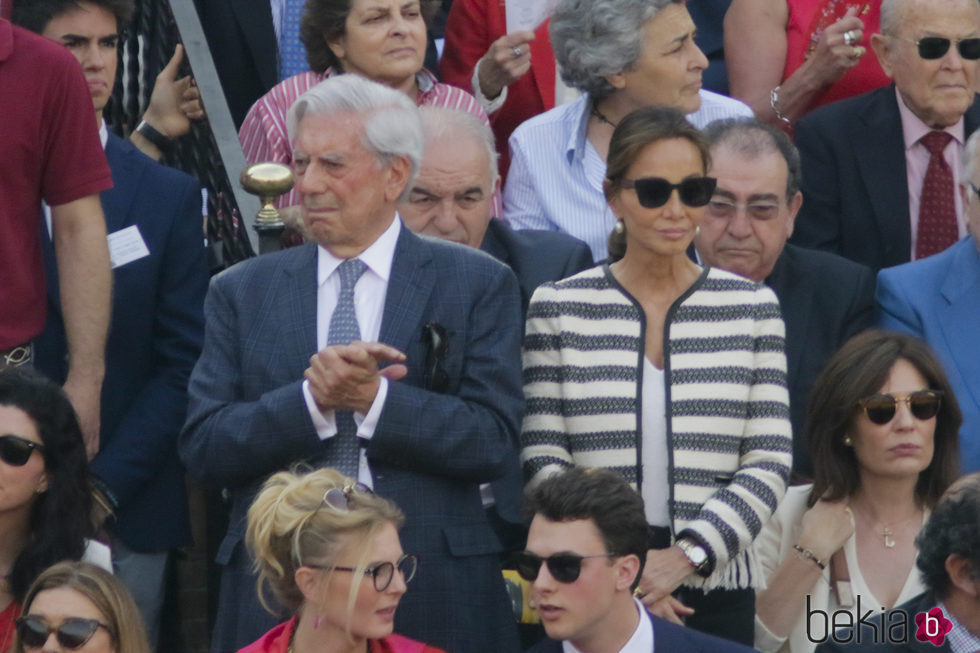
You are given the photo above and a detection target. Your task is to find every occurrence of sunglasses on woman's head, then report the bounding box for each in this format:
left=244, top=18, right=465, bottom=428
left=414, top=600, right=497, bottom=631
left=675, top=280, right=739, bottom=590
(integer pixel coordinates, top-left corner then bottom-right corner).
left=897, top=36, right=980, bottom=60
left=16, top=615, right=108, bottom=649
left=615, top=176, right=717, bottom=209
left=321, top=481, right=373, bottom=514
left=513, top=552, right=617, bottom=584
left=857, top=390, right=943, bottom=425
left=0, top=434, right=44, bottom=467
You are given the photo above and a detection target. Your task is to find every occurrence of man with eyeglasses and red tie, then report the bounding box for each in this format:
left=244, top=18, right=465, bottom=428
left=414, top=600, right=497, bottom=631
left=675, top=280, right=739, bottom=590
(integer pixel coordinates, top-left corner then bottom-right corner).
left=520, top=466, right=754, bottom=653
left=692, top=117, right=875, bottom=478
left=791, top=0, right=980, bottom=272
left=875, top=127, right=980, bottom=475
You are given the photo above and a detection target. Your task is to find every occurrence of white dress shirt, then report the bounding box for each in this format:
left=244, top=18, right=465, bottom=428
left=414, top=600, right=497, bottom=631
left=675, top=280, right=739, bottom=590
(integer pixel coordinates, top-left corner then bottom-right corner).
left=300, top=217, right=401, bottom=486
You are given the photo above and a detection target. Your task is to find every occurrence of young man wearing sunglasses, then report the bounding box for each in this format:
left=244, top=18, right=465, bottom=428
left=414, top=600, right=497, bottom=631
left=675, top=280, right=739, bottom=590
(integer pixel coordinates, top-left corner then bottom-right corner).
left=522, top=467, right=754, bottom=653
left=791, top=0, right=980, bottom=272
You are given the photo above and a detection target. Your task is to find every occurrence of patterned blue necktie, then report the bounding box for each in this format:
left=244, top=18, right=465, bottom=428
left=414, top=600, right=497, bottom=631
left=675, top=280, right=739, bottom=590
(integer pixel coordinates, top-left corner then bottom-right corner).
left=326, top=258, right=367, bottom=477
left=279, top=0, right=310, bottom=80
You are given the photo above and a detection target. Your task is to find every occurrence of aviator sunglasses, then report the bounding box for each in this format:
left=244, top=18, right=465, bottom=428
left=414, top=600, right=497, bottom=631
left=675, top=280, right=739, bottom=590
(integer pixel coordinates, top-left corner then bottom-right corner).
left=0, top=434, right=44, bottom=467
left=857, top=390, right=943, bottom=425
left=16, top=615, right=109, bottom=649
left=615, top=176, right=717, bottom=209
left=513, top=552, right=617, bottom=584
left=897, top=36, right=980, bottom=60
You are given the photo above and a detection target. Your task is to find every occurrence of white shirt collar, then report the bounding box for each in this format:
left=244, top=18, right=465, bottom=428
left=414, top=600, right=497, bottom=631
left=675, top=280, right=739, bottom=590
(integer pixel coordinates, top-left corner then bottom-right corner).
left=562, top=598, right=653, bottom=653
left=98, top=119, right=108, bottom=150
left=316, top=216, right=401, bottom=286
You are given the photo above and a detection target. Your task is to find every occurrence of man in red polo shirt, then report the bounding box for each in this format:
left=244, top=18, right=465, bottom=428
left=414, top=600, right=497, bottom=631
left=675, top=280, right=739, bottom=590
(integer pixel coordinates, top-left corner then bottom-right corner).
left=0, top=16, right=112, bottom=457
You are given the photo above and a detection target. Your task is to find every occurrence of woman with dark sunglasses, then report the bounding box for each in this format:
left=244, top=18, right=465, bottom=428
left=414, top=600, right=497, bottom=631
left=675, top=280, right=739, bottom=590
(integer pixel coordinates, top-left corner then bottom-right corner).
left=0, top=369, right=110, bottom=651
left=753, top=330, right=961, bottom=652
left=238, top=468, right=442, bottom=653
left=521, top=106, right=792, bottom=646
left=13, top=561, right=149, bottom=652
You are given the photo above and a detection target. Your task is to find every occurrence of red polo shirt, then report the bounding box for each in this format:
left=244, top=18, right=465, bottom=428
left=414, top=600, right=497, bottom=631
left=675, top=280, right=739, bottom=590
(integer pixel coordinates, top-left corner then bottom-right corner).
left=0, top=19, right=112, bottom=348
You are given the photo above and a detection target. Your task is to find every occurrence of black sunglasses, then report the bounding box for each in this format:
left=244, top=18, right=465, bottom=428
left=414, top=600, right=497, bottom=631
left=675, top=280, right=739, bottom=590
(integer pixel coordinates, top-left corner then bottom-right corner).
left=513, top=552, right=617, bottom=584
left=308, top=553, right=419, bottom=592
left=615, top=176, right=717, bottom=209
left=898, top=36, right=980, bottom=60
left=857, top=390, right=943, bottom=425
left=321, top=481, right=373, bottom=514
left=16, top=615, right=109, bottom=649
left=0, top=434, right=44, bottom=467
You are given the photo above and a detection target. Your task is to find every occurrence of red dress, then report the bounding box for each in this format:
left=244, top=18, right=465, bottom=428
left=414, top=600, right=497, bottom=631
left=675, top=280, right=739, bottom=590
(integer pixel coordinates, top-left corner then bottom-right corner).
left=783, top=0, right=890, bottom=108
left=237, top=618, right=446, bottom=653
left=0, top=601, right=20, bottom=653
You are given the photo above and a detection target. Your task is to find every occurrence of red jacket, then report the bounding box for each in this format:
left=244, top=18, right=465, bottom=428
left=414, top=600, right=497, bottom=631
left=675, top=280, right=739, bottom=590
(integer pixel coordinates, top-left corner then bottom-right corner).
left=237, top=618, right=446, bottom=653
left=440, top=0, right=555, bottom=180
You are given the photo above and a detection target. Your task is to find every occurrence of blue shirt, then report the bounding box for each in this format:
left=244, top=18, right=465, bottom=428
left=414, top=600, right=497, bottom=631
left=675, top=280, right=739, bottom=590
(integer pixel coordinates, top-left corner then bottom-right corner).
left=503, top=91, right=753, bottom=260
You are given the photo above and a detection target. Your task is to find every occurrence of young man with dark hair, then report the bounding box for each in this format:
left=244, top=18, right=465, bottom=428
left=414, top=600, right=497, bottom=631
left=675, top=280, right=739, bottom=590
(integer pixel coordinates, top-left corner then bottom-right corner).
left=522, top=467, right=755, bottom=652
left=14, top=1, right=208, bottom=647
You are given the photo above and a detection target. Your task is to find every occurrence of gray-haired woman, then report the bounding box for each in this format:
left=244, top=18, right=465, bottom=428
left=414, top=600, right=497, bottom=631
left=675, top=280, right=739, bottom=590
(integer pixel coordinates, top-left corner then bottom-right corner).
left=502, top=0, right=753, bottom=261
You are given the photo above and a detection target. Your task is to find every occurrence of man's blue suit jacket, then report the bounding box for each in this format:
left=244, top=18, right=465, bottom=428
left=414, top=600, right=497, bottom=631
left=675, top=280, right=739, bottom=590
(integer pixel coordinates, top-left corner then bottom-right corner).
left=34, top=132, right=206, bottom=552
left=876, top=236, right=980, bottom=473
left=180, top=225, right=524, bottom=653
left=793, top=84, right=980, bottom=271
left=525, top=611, right=756, bottom=653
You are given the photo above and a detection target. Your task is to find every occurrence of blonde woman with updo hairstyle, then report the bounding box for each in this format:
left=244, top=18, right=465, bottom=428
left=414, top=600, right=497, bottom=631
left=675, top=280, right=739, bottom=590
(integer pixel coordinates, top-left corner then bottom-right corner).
left=238, top=468, right=444, bottom=653
left=14, top=561, right=150, bottom=653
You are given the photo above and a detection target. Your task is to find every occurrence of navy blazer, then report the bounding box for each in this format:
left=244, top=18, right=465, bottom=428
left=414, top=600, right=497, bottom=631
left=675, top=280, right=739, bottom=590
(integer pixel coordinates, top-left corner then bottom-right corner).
left=34, top=132, right=206, bottom=552
left=193, top=0, right=277, bottom=128
left=792, top=84, right=980, bottom=271
left=876, top=237, right=980, bottom=473
left=526, top=611, right=756, bottom=653
left=180, top=226, right=523, bottom=653
left=766, top=244, right=875, bottom=477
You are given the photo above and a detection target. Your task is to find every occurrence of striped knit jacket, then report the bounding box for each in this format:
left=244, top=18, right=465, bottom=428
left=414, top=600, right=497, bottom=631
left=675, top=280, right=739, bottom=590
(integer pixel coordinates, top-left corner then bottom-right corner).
left=521, top=265, right=793, bottom=591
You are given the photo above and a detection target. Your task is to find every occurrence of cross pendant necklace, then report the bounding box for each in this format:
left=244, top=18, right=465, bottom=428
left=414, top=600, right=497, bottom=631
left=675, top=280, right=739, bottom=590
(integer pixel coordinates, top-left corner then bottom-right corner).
left=880, top=527, right=896, bottom=548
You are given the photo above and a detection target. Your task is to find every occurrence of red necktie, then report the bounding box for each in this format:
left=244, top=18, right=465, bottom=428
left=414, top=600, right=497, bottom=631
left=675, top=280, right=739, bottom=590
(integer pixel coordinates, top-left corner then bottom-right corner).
left=916, top=131, right=958, bottom=259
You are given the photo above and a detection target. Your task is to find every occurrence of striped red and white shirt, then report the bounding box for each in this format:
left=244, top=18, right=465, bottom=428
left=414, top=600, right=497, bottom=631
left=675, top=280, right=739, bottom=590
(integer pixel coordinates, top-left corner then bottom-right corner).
left=239, top=68, right=498, bottom=213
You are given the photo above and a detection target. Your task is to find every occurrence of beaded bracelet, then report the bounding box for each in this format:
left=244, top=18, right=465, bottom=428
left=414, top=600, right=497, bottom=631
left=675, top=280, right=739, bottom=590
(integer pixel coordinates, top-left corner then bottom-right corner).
left=792, top=544, right=826, bottom=570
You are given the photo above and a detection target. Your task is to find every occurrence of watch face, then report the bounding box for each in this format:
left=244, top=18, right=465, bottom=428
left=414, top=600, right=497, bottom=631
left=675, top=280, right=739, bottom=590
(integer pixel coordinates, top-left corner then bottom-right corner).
left=689, top=546, right=706, bottom=564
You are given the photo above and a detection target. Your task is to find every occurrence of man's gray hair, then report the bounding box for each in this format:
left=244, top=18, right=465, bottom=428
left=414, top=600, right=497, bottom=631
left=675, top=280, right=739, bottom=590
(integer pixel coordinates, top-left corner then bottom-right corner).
left=881, top=0, right=977, bottom=36
left=418, top=107, right=499, bottom=182
left=286, top=74, right=424, bottom=192
left=702, top=117, right=802, bottom=201
left=550, top=0, right=681, bottom=99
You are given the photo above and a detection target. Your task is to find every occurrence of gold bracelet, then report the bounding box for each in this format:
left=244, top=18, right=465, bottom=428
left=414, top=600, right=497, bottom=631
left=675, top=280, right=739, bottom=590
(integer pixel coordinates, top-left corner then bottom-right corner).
left=770, top=86, right=792, bottom=125
left=792, top=544, right=826, bottom=570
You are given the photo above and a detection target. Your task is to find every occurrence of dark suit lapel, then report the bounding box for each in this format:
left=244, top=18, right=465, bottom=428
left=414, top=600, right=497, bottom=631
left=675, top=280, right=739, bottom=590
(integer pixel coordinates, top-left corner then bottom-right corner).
left=379, top=228, right=434, bottom=353
left=479, top=219, right=510, bottom=267
left=229, top=0, right=278, bottom=90
left=936, top=240, right=980, bottom=413
left=855, top=85, right=912, bottom=257
left=766, top=246, right=810, bottom=380
left=102, top=134, right=143, bottom=234
left=280, top=244, right=319, bottom=369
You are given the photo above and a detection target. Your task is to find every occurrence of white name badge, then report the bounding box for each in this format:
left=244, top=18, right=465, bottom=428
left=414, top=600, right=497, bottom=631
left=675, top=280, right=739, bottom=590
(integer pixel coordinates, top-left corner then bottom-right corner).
left=107, top=225, right=150, bottom=269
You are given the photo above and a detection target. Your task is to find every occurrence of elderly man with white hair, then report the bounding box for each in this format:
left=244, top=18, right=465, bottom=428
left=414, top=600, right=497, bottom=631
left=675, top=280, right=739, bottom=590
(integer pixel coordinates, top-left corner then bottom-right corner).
left=876, top=127, right=980, bottom=475
left=180, top=74, right=523, bottom=653
left=793, top=0, right=980, bottom=271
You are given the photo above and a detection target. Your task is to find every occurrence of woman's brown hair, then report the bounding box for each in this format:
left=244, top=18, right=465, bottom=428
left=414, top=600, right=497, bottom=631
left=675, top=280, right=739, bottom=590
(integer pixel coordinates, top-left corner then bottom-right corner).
left=807, top=330, right=961, bottom=508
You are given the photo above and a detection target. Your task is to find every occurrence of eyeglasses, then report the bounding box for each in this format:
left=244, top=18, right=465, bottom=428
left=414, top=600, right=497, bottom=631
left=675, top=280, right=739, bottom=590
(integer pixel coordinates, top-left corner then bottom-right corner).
left=0, top=434, right=44, bottom=467
left=615, top=176, right=717, bottom=209
left=16, top=615, right=109, bottom=649
left=308, top=554, right=419, bottom=592
left=969, top=183, right=980, bottom=201
left=706, top=198, right=782, bottom=221
left=857, top=390, right=944, bottom=425
left=321, top=482, right=373, bottom=514
left=513, top=552, right=617, bottom=584
left=896, top=35, right=980, bottom=60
